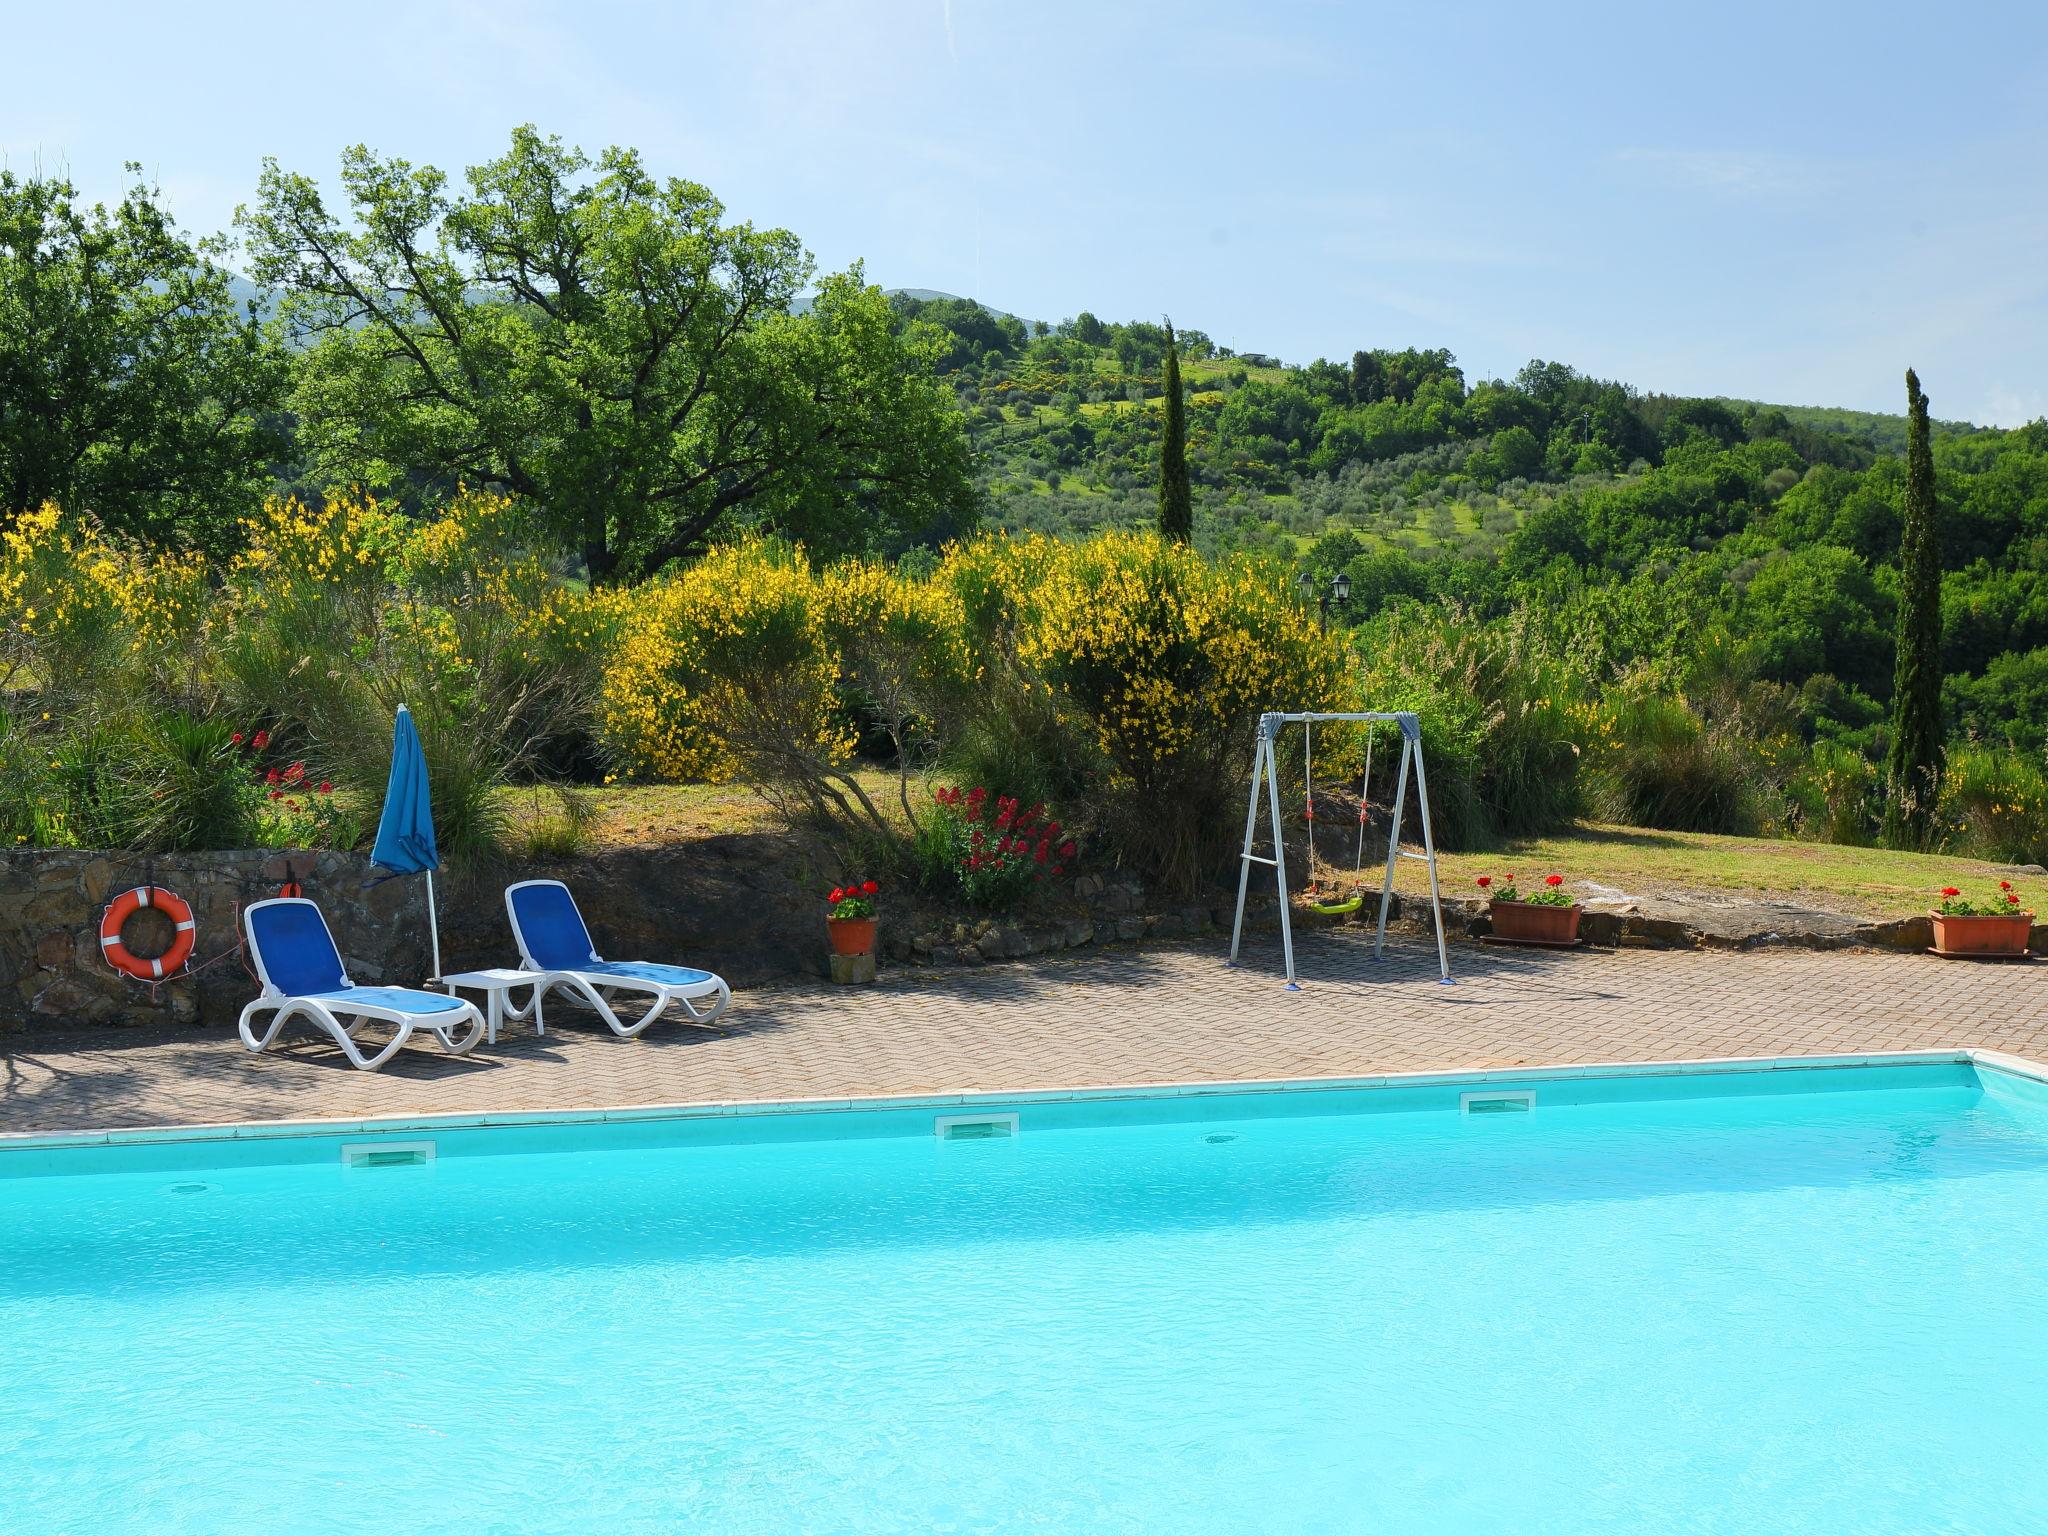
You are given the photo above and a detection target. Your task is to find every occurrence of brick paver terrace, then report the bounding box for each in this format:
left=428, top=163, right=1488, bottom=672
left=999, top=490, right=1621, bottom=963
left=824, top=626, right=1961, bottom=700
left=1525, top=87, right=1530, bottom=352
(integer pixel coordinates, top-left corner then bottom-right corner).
left=2, top=933, right=2044, bottom=1135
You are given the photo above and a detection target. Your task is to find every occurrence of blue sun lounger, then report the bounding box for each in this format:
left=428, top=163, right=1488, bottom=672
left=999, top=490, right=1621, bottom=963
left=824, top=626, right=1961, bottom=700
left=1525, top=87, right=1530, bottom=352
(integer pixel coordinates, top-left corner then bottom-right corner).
left=238, top=897, right=485, bottom=1072
left=505, top=879, right=731, bottom=1037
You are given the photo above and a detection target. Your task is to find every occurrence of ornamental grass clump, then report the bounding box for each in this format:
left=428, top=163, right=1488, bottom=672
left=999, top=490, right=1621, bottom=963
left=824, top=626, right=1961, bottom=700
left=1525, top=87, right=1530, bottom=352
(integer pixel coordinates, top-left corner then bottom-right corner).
left=1350, top=603, right=1588, bottom=848
left=222, top=490, right=603, bottom=867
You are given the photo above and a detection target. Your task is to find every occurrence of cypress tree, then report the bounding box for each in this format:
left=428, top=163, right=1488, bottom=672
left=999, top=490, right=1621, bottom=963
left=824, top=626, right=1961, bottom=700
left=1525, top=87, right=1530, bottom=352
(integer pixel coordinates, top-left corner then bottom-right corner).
left=1158, top=318, right=1192, bottom=542
left=1883, top=367, right=1945, bottom=845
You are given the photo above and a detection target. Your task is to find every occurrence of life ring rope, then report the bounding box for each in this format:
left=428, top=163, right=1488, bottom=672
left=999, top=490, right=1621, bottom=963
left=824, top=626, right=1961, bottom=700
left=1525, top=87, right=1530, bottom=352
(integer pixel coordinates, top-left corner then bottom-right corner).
left=100, top=885, right=198, bottom=982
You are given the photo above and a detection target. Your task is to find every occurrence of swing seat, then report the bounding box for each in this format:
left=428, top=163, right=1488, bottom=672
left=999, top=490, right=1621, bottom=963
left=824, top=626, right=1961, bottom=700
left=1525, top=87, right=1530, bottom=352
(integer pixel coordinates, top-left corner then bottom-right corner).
left=1303, top=894, right=1364, bottom=917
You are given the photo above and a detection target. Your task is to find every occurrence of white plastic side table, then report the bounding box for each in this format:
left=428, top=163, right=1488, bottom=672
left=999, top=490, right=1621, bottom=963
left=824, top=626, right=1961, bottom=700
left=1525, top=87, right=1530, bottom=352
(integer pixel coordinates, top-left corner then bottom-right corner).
left=438, top=968, right=547, bottom=1046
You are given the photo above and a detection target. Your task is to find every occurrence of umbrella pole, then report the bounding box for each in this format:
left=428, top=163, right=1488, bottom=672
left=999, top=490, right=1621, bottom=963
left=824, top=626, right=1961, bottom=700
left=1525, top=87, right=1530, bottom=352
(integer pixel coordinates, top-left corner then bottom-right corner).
left=425, top=869, right=444, bottom=983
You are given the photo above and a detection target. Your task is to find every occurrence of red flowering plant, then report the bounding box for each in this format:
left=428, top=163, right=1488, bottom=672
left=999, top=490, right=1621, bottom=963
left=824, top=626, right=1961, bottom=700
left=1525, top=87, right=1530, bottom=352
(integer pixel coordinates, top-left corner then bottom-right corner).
left=827, top=879, right=880, bottom=921
left=1479, top=872, right=1574, bottom=907
left=1934, top=881, right=2033, bottom=917
left=230, top=730, right=363, bottom=850
left=929, top=785, right=1078, bottom=912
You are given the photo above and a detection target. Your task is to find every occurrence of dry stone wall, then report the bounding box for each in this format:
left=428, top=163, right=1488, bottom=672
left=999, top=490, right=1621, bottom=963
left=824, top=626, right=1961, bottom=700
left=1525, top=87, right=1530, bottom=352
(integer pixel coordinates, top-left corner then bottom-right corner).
left=0, top=850, right=428, bottom=1030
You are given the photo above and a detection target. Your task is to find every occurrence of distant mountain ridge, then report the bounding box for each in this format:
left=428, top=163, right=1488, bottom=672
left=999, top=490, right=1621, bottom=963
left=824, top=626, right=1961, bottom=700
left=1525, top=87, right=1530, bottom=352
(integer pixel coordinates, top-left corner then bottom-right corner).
left=220, top=270, right=1977, bottom=434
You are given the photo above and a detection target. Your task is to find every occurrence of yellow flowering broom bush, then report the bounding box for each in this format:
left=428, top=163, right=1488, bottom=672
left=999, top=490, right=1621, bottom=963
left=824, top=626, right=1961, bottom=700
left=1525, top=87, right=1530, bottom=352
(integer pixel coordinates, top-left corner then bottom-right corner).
left=0, top=503, right=209, bottom=706
left=1938, top=746, right=2048, bottom=865
left=600, top=537, right=891, bottom=832
left=1011, top=531, right=1348, bottom=889
left=599, top=530, right=1346, bottom=885
left=0, top=505, right=233, bottom=848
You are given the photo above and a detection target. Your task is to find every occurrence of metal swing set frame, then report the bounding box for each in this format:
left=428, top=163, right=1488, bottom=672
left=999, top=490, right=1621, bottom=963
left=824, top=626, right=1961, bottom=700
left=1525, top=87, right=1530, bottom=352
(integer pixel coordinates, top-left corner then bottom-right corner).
left=1226, top=710, right=1453, bottom=989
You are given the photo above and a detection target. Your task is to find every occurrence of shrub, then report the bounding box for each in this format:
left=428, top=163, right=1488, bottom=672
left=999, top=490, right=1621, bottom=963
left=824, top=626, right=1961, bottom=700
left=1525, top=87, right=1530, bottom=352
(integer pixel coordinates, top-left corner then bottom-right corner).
left=222, top=490, right=601, bottom=866
left=818, top=559, right=969, bottom=826
left=0, top=504, right=209, bottom=711
left=932, top=534, right=1081, bottom=814
left=926, top=785, right=1077, bottom=910
left=1349, top=605, right=1587, bottom=848
left=1938, top=746, right=2048, bottom=865
left=1590, top=693, right=1757, bottom=834
left=1009, top=531, right=1346, bottom=892
left=600, top=537, right=886, bottom=836
left=1783, top=739, right=1878, bottom=846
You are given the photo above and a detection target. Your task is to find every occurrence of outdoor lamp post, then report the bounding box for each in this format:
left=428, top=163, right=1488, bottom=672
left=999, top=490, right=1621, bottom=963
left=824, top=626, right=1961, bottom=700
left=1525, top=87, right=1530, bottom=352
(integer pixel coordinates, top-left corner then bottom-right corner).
left=1301, top=571, right=1349, bottom=632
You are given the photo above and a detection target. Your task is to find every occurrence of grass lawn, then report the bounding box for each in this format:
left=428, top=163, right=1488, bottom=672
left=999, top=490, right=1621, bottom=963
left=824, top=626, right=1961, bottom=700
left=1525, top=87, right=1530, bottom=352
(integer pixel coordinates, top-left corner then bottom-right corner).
left=523, top=783, right=2035, bottom=921
left=1428, top=824, right=2035, bottom=918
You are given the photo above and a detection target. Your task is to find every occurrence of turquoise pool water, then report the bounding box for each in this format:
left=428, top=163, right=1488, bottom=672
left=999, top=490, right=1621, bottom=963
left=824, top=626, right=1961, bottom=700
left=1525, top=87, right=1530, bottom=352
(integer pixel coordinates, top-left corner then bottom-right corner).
left=6, top=1060, right=2048, bottom=1534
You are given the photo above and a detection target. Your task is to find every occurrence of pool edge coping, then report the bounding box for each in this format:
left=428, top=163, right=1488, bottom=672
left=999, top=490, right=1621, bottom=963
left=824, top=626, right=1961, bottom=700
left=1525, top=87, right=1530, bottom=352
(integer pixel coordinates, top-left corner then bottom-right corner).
left=3, top=1046, right=2039, bottom=1152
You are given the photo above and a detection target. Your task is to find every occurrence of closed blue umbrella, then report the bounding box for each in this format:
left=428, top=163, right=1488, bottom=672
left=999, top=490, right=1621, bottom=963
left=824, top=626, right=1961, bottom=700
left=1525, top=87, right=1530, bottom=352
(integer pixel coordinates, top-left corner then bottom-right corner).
left=372, top=704, right=443, bottom=979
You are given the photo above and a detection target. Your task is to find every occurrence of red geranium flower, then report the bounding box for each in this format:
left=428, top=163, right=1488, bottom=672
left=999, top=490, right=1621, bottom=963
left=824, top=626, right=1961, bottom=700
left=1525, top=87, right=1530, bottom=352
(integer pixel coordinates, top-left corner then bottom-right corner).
left=230, top=731, right=245, bottom=746
left=318, top=781, right=332, bottom=794
left=252, top=729, right=271, bottom=750
left=1476, top=876, right=1492, bottom=889
left=1942, top=886, right=1961, bottom=898
left=2009, top=893, right=2022, bottom=905
left=1544, top=874, right=1564, bottom=887
left=2001, top=880, right=2014, bottom=891
left=861, top=879, right=878, bottom=895
left=1058, top=840, right=1076, bottom=860
left=268, top=789, right=282, bottom=800
left=265, top=768, right=281, bottom=785
left=829, top=887, right=844, bottom=902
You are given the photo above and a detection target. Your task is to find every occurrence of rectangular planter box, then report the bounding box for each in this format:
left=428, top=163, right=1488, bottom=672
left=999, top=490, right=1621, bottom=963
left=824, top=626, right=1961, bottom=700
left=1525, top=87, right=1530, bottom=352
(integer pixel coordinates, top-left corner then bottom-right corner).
left=1929, top=910, right=2032, bottom=957
left=1487, top=901, right=1583, bottom=945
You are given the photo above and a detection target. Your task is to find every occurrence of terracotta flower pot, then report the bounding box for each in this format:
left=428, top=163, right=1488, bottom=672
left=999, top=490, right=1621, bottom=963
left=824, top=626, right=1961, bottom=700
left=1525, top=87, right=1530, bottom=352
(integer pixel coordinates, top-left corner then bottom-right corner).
left=1929, top=910, right=2032, bottom=957
left=1488, top=901, right=1582, bottom=946
left=827, top=916, right=877, bottom=957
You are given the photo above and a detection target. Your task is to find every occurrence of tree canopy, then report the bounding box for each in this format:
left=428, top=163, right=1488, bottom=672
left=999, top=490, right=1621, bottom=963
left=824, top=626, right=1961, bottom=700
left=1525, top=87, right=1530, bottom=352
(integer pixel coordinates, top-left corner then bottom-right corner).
left=0, top=169, right=287, bottom=549
left=240, top=126, right=976, bottom=578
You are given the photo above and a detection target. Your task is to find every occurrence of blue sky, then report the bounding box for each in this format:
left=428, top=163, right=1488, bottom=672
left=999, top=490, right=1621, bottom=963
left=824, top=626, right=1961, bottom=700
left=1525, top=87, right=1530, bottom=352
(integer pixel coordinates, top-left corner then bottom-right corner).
left=9, top=1, right=2048, bottom=421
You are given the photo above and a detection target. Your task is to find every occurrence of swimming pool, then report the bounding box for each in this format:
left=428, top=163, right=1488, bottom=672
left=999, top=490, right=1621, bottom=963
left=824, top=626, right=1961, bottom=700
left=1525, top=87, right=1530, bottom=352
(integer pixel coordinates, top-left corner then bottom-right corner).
left=6, top=1051, right=2048, bottom=1534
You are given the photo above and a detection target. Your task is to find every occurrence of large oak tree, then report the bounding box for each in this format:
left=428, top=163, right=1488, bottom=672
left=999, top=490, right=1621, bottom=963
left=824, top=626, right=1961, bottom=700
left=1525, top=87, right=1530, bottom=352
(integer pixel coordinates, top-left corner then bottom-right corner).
left=241, top=126, right=976, bottom=579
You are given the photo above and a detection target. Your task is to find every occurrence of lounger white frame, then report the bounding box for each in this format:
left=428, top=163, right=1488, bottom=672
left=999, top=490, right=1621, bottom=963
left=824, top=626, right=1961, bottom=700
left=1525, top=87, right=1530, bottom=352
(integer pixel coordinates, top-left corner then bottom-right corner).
left=238, top=897, right=486, bottom=1072
left=504, top=879, right=733, bottom=1038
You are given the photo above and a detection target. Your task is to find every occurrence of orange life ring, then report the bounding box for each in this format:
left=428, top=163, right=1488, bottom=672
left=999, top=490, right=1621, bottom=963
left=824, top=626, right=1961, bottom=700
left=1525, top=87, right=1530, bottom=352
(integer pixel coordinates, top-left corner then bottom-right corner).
left=100, top=885, right=197, bottom=981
